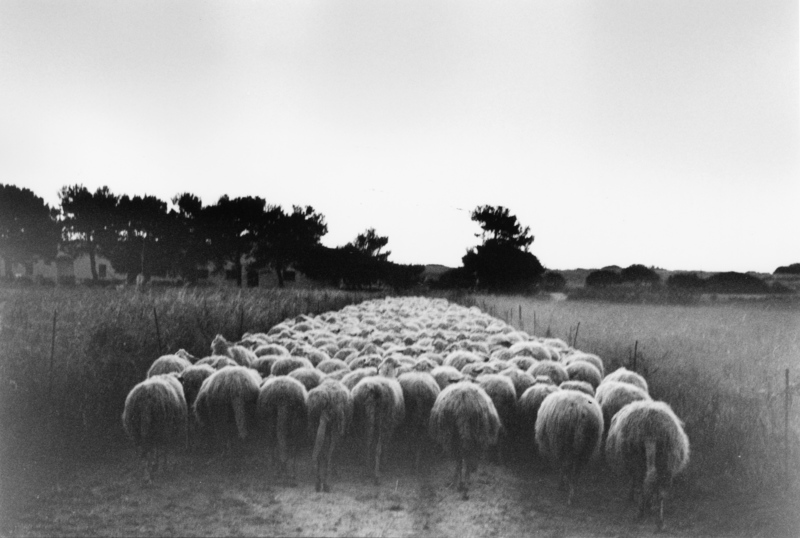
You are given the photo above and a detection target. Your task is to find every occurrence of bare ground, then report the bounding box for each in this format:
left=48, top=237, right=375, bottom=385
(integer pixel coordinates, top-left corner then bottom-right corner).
left=2, top=442, right=798, bottom=538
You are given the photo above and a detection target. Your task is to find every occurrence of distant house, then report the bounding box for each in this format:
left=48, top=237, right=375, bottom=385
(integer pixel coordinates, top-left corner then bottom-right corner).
left=0, top=251, right=125, bottom=284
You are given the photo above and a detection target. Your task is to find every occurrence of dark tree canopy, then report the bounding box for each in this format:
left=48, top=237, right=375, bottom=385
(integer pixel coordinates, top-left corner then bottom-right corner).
left=0, top=184, right=60, bottom=278
left=774, top=263, right=800, bottom=275
left=585, top=269, right=622, bottom=287
left=471, top=205, right=534, bottom=251
left=59, top=185, right=119, bottom=280
left=105, top=194, right=172, bottom=281
left=620, top=264, right=661, bottom=285
left=461, top=205, right=543, bottom=292
left=541, top=270, right=567, bottom=292
left=347, top=228, right=390, bottom=262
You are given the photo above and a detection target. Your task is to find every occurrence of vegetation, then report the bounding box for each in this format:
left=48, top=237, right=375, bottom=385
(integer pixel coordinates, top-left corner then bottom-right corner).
left=0, top=184, right=60, bottom=277
left=775, top=263, right=800, bottom=275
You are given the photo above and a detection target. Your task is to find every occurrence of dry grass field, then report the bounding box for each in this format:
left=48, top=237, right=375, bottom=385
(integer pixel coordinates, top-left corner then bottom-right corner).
left=1, top=287, right=798, bottom=536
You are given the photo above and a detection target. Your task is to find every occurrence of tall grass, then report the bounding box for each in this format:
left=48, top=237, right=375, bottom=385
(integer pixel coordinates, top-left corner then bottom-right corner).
left=466, top=294, right=800, bottom=498
left=0, top=286, right=374, bottom=465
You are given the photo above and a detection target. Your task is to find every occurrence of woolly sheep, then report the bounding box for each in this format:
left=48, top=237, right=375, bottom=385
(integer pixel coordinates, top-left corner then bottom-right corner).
left=251, top=356, right=280, bottom=378
left=595, top=380, right=651, bottom=434
left=429, top=381, right=501, bottom=500
left=602, top=367, right=649, bottom=394
left=535, top=390, right=604, bottom=505
left=341, top=367, right=378, bottom=391
left=307, top=378, right=353, bottom=492
left=397, top=371, right=441, bottom=471
left=563, top=352, right=605, bottom=378
left=559, top=380, right=595, bottom=397
left=517, top=382, right=559, bottom=454
left=431, top=365, right=465, bottom=390
left=529, top=361, right=569, bottom=387
left=507, top=356, right=538, bottom=372
left=177, top=364, right=215, bottom=409
left=254, top=343, right=290, bottom=358
left=122, top=374, right=188, bottom=481
left=271, top=356, right=314, bottom=377
left=508, top=341, right=553, bottom=362
left=147, top=354, right=192, bottom=378
left=476, top=374, right=517, bottom=463
left=288, top=367, right=325, bottom=392
left=500, top=367, right=537, bottom=399
left=256, top=376, right=308, bottom=480
left=195, top=355, right=238, bottom=370
left=317, top=358, right=350, bottom=375
left=443, top=350, right=484, bottom=372
left=605, top=400, right=690, bottom=530
left=193, top=366, right=261, bottom=465
left=565, top=360, right=603, bottom=390
left=173, top=348, right=197, bottom=363
left=351, top=357, right=405, bottom=484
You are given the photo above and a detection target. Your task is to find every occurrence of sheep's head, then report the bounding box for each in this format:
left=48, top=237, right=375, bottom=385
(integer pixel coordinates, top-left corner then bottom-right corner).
left=378, top=356, right=402, bottom=378
left=211, top=334, right=230, bottom=356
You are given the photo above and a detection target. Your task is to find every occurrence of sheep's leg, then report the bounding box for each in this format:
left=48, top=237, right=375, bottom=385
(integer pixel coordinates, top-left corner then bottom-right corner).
left=323, top=434, right=336, bottom=493
left=373, top=429, right=382, bottom=485
left=566, top=461, right=577, bottom=506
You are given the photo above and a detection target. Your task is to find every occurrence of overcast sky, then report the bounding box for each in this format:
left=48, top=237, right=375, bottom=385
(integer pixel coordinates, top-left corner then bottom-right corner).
left=1, top=1, right=797, bottom=272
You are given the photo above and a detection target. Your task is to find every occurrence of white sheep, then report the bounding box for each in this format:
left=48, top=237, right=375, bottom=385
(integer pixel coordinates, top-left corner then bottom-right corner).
left=605, top=400, right=690, bottom=530
left=147, top=354, right=192, bottom=378
left=256, top=376, right=308, bottom=480
left=429, top=381, right=501, bottom=500
left=595, top=380, right=651, bottom=435
left=602, top=367, right=649, bottom=394
left=535, top=390, right=604, bottom=505
left=397, top=371, right=441, bottom=471
left=351, top=357, right=405, bottom=484
left=307, top=378, right=354, bottom=492
left=121, top=374, right=188, bottom=481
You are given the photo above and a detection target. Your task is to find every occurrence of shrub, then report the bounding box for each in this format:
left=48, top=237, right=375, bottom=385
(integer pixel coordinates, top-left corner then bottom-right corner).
left=620, top=264, right=660, bottom=285
left=541, top=271, right=567, bottom=292
left=705, top=272, right=770, bottom=294
left=585, top=270, right=622, bottom=288
left=774, top=263, right=800, bottom=275
left=666, top=272, right=707, bottom=290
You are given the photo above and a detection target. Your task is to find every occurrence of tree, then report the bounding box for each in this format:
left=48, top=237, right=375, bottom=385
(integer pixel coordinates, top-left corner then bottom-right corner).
left=166, top=192, right=212, bottom=283
left=666, top=272, right=706, bottom=290
left=347, top=228, right=390, bottom=262
left=462, top=205, right=544, bottom=292
left=59, top=185, right=119, bottom=281
left=470, top=205, right=534, bottom=251
left=774, top=263, right=800, bottom=275
left=585, top=269, right=622, bottom=287
left=541, top=271, right=567, bottom=292
left=620, top=264, right=661, bottom=285
left=0, top=184, right=60, bottom=278
left=254, top=205, right=328, bottom=287
left=105, top=194, right=172, bottom=281
left=203, top=196, right=269, bottom=287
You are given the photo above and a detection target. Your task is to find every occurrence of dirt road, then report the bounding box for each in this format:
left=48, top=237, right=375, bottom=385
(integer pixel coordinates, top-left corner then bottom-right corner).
left=4, top=444, right=795, bottom=538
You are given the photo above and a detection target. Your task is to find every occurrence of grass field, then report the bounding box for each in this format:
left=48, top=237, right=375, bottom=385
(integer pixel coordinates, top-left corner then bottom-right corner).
left=1, top=286, right=798, bottom=534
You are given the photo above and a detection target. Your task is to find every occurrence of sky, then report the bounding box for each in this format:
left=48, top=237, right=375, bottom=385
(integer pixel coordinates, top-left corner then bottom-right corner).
left=1, top=0, right=797, bottom=273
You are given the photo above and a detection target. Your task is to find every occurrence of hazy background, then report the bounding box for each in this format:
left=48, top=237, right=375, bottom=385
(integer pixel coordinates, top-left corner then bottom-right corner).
left=1, top=0, right=797, bottom=272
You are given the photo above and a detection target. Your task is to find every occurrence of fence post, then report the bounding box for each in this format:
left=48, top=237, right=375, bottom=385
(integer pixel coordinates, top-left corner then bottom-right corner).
left=239, top=304, right=245, bottom=339
left=48, top=309, right=57, bottom=401
left=533, top=312, right=537, bottom=336
left=153, top=307, right=162, bottom=355
left=573, top=322, right=580, bottom=348
left=786, top=368, right=791, bottom=491
left=632, top=340, right=639, bottom=372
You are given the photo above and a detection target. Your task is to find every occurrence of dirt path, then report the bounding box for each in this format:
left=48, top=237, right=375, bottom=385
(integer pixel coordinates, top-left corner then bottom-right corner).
left=5, top=444, right=795, bottom=538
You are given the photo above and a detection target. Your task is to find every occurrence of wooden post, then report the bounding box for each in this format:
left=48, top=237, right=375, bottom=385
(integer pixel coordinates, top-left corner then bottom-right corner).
left=48, top=309, right=57, bottom=401
left=786, top=368, right=791, bottom=491
left=533, top=312, right=537, bottom=336
left=632, top=340, right=639, bottom=372
left=153, top=307, right=162, bottom=355
left=239, top=304, right=245, bottom=339
left=573, top=322, right=580, bottom=348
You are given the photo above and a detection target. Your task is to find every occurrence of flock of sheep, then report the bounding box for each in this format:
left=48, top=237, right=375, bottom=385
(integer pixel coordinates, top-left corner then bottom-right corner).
left=122, top=296, right=689, bottom=530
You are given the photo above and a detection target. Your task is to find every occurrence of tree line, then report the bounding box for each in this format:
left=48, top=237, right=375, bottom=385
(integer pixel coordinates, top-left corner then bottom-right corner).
left=0, top=184, right=426, bottom=289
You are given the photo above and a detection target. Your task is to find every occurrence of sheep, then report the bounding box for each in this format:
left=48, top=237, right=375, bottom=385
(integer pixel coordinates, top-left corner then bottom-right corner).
left=565, top=360, right=603, bottom=390
left=563, top=352, right=605, bottom=378
left=500, top=367, right=536, bottom=399
left=397, top=371, right=441, bottom=471
left=529, top=361, right=569, bottom=387
left=535, top=390, right=604, bottom=505
left=173, top=348, right=198, bottom=363
left=147, top=354, right=192, bottom=378
left=351, top=357, right=406, bottom=484
left=317, top=358, right=349, bottom=375
left=595, top=380, right=651, bottom=435
left=341, top=367, right=378, bottom=391
left=431, top=365, right=465, bottom=390
left=443, top=350, right=484, bottom=372
left=517, top=381, right=559, bottom=456
left=429, top=381, right=501, bottom=500
left=121, top=374, right=188, bottom=481
left=227, top=345, right=256, bottom=368
left=193, top=366, right=261, bottom=467
left=307, top=378, right=354, bottom=492
left=177, top=364, right=215, bottom=409
left=602, top=367, right=649, bottom=394
left=605, top=400, right=690, bottom=530
left=254, top=343, right=290, bottom=357
left=476, top=374, right=517, bottom=464
left=507, top=356, right=538, bottom=372
left=559, top=380, right=595, bottom=397
left=195, top=355, right=238, bottom=370
left=251, top=356, right=280, bottom=378
left=270, top=356, right=314, bottom=377
left=256, top=376, right=308, bottom=480
left=288, top=366, right=325, bottom=392
left=508, top=341, right=553, bottom=361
